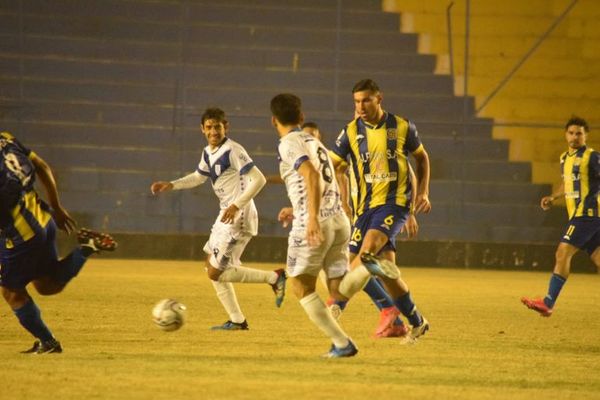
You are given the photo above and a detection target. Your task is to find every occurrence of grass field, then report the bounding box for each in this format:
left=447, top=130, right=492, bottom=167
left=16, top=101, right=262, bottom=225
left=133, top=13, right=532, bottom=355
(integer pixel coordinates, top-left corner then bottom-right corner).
left=2, top=259, right=600, bottom=400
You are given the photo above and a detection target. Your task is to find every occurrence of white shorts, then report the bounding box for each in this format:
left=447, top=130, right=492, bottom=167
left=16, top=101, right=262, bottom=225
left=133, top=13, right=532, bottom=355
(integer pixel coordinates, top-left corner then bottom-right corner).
left=286, top=213, right=350, bottom=279
left=203, top=221, right=253, bottom=270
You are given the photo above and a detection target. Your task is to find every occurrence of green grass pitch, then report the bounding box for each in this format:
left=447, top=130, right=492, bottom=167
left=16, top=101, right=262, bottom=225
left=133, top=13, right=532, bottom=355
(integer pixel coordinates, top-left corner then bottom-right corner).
left=2, top=259, right=600, bottom=400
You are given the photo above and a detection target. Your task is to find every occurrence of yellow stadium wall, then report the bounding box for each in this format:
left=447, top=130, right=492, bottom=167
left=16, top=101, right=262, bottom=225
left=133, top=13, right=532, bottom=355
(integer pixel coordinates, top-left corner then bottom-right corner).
left=382, top=0, right=600, bottom=191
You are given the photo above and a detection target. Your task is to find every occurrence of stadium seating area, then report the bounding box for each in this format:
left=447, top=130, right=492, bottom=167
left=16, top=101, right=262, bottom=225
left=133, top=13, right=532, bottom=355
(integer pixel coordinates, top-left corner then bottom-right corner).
left=384, top=0, right=600, bottom=186
left=2, top=0, right=588, bottom=243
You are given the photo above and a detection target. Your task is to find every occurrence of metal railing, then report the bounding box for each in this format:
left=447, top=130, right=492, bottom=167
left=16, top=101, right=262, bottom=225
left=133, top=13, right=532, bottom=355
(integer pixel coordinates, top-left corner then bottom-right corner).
left=446, top=0, right=581, bottom=128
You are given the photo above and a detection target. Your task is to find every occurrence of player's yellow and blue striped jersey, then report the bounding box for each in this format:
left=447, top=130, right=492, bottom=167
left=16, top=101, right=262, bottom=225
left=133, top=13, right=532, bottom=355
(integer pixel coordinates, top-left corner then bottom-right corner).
left=0, top=131, right=51, bottom=248
left=329, top=112, right=424, bottom=216
left=560, top=146, right=600, bottom=219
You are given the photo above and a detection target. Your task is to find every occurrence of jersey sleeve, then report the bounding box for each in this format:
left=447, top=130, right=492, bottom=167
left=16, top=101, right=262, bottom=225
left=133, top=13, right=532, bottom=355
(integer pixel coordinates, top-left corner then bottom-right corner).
left=330, top=127, right=351, bottom=163
left=1, top=132, right=31, bottom=157
left=590, top=151, right=600, bottom=178
left=279, top=136, right=309, bottom=170
left=196, top=149, right=210, bottom=177
left=229, top=143, right=256, bottom=175
left=404, top=120, right=423, bottom=154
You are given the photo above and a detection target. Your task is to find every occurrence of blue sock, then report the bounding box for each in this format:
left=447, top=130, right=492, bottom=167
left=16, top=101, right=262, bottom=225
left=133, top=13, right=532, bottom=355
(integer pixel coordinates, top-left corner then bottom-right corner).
left=363, top=278, right=395, bottom=310
left=14, top=300, right=54, bottom=342
left=544, top=273, right=567, bottom=308
left=54, top=247, right=88, bottom=284
left=395, top=292, right=423, bottom=327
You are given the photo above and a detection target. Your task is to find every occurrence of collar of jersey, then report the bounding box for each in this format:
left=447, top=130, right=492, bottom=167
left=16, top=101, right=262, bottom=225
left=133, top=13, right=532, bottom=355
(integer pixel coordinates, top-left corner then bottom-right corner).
left=208, top=137, right=229, bottom=154
left=567, top=145, right=586, bottom=157
left=361, top=111, right=388, bottom=129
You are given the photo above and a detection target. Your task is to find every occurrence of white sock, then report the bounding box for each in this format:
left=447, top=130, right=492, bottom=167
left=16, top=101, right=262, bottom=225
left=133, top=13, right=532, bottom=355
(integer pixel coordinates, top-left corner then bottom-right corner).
left=338, top=265, right=370, bottom=299
left=218, top=266, right=277, bottom=284
left=211, top=281, right=245, bottom=324
left=299, top=292, right=349, bottom=348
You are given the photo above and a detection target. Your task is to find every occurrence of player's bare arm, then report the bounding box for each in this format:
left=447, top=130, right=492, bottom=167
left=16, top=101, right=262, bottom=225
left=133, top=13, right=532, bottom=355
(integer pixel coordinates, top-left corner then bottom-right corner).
left=278, top=207, right=294, bottom=227
left=30, top=153, right=76, bottom=233
left=296, top=160, right=323, bottom=247
left=402, top=163, right=419, bottom=238
left=541, top=181, right=565, bottom=210
left=412, top=147, right=431, bottom=214
left=332, top=157, right=352, bottom=219
left=150, top=181, right=173, bottom=195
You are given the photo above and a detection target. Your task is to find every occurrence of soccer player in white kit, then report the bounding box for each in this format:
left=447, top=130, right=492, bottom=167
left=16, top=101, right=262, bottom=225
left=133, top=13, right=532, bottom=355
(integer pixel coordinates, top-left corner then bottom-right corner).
left=151, top=107, right=286, bottom=330
left=270, top=94, right=399, bottom=357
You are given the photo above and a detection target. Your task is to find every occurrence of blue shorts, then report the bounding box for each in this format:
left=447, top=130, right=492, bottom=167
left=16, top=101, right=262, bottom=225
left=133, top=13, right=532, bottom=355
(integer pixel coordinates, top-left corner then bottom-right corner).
left=348, top=204, right=410, bottom=255
left=560, top=216, right=600, bottom=255
left=0, top=220, right=60, bottom=289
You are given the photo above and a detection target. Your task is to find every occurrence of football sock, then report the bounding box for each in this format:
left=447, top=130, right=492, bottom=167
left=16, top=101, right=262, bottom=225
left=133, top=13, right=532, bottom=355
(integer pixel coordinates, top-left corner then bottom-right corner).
left=363, top=277, right=395, bottom=310
left=338, top=265, right=371, bottom=299
left=544, top=273, right=567, bottom=308
left=300, top=292, right=349, bottom=349
left=218, top=266, right=276, bottom=284
left=211, top=281, right=245, bottom=324
left=395, top=292, right=424, bottom=327
left=54, top=248, right=88, bottom=284
left=14, top=300, right=54, bottom=342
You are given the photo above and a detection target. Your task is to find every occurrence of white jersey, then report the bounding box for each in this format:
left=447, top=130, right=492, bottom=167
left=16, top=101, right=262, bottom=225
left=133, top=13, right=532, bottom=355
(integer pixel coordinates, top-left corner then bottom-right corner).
left=278, top=129, right=343, bottom=232
left=197, top=137, right=258, bottom=235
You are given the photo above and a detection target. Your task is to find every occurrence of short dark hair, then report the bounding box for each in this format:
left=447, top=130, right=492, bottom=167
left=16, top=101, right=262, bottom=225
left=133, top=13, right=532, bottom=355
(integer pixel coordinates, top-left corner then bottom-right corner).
left=270, top=93, right=302, bottom=125
left=201, top=107, right=227, bottom=125
left=352, top=78, right=380, bottom=94
left=565, top=116, right=589, bottom=132
left=301, top=121, right=319, bottom=130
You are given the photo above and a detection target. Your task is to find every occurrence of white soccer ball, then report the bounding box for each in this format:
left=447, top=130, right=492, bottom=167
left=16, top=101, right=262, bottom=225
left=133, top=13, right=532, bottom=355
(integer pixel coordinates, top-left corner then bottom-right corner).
left=152, top=299, right=186, bottom=332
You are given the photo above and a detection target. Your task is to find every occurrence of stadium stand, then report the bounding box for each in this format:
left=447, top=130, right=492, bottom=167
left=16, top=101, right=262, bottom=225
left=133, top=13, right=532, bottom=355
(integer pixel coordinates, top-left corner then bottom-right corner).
left=2, top=0, right=586, bottom=247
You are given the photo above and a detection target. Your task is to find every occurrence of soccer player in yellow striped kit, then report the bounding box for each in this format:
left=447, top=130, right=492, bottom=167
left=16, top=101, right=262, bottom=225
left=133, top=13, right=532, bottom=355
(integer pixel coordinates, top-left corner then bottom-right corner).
left=522, top=116, right=600, bottom=316
left=329, top=79, right=431, bottom=340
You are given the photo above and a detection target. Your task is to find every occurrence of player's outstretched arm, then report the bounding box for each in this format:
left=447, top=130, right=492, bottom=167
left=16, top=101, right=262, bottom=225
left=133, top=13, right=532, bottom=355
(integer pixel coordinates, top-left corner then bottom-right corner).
left=150, top=181, right=173, bottom=195
left=151, top=171, right=207, bottom=195
left=30, top=153, right=76, bottom=233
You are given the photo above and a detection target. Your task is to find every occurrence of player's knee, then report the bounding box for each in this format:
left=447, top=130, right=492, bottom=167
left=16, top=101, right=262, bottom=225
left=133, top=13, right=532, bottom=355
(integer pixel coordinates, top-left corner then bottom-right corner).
left=206, top=265, right=222, bottom=281
left=2, top=287, right=30, bottom=308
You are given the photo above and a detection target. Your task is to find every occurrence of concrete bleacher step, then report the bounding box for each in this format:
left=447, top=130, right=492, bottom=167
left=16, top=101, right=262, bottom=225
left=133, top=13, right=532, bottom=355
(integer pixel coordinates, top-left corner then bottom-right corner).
left=8, top=1, right=393, bottom=28
left=467, top=76, right=600, bottom=99
left=382, top=0, right=553, bottom=17
left=0, top=34, right=437, bottom=72
left=0, top=14, right=418, bottom=53
left=480, top=97, right=600, bottom=121
left=444, top=55, right=600, bottom=78
left=1, top=94, right=474, bottom=124
left=421, top=33, right=594, bottom=59
left=6, top=0, right=383, bottom=16
left=0, top=59, right=451, bottom=95
left=431, top=159, right=531, bottom=182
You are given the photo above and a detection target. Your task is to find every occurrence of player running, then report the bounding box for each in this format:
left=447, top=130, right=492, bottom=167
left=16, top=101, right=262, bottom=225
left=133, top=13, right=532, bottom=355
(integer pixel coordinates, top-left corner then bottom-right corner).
left=328, top=79, right=431, bottom=341
left=1, top=131, right=116, bottom=354
left=270, top=93, right=399, bottom=358
left=151, top=107, right=286, bottom=331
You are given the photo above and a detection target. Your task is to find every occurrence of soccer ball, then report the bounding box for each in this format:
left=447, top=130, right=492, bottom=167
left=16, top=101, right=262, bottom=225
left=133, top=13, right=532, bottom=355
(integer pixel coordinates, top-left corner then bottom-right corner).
left=152, top=299, right=186, bottom=332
